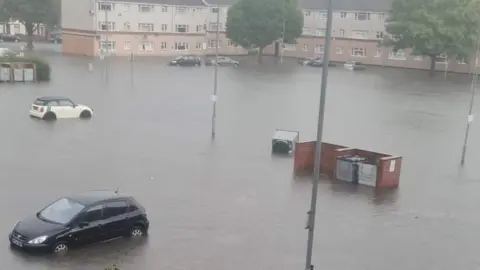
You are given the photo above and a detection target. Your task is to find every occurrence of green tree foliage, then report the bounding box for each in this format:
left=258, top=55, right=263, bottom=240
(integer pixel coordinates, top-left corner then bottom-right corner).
left=383, top=0, right=480, bottom=77
left=2, top=0, right=54, bottom=50
left=226, top=0, right=303, bottom=63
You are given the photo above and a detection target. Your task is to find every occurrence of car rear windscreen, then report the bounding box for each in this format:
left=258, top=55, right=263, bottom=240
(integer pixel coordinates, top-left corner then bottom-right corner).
left=34, top=99, right=48, bottom=106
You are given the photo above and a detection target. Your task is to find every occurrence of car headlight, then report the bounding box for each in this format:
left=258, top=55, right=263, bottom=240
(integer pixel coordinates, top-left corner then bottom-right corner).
left=28, top=235, right=47, bottom=244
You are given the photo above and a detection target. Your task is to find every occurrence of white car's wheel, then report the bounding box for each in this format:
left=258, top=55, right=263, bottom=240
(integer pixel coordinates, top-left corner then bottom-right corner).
left=80, top=110, right=92, bottom=119
left=43, top=112, right=56, bottom=121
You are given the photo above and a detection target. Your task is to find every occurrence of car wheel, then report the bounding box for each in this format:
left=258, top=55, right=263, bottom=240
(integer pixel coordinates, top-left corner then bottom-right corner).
left=52, top=242, right=68, bottom=254
left=129, top=225, right=146, bottom=238
left=43, top=112, right=57, bottom=121
left=79, top=110, right=92, bottom=119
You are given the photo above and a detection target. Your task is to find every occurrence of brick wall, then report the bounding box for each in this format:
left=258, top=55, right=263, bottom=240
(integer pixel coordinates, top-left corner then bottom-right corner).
left=294, top=141, right=402, bottom=189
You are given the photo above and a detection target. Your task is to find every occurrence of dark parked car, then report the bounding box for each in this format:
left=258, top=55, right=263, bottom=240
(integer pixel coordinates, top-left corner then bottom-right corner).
left=298, top=57, right=322, bottom=66
left=169, top=55, right=202, bottom=66
left=49, top=35, right=62, bottom=44
left=205, top=56, right=239, bottom=66
left=308, top=59, right=337, bottom=67
left=9, top=190, right=149, bottom=254
left=0, top=34, right=20, bottom=43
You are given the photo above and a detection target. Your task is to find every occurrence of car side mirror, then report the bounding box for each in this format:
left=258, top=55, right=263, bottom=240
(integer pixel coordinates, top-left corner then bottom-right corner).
left=78, top=221, right=89, bottom=228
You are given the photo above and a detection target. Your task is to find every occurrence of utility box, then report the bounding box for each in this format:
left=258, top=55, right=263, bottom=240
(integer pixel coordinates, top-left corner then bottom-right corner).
left=272, top=129, right=299, bottom=155
left=336, top=156, right=368, bottom=184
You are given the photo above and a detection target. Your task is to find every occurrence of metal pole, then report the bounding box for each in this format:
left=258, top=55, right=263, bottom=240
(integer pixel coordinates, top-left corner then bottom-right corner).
left=211, top=5, right=220, bottom=140
left=280, top=20, right=285, bottom=63
left=104, top=7, right=109, bottom=80
left=460, top=42, right=480, bottom=166
left=305, top=0, right=333, bottom=269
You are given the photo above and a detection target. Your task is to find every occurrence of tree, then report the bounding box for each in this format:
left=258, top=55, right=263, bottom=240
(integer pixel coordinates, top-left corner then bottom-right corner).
left=383, top=0, right=480, bottom=77
left=226, top=0, right=303, bottom=63
left=2, top=0, right=53, bottom=50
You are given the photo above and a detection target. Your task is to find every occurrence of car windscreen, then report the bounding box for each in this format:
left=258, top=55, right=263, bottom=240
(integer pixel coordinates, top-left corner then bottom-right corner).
left=33, top=99, right=48, bottom=106
left=39, top=198, right=85, bottom=225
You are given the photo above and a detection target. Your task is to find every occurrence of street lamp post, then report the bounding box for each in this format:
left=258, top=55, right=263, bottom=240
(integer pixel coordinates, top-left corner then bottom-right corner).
left=280, top=20, right=286, bottom=63
left=211, top=5, right=220, bottom=140
left=460, top=42, right=480, bottom=166
left=304, top=0, right=333, bottom=269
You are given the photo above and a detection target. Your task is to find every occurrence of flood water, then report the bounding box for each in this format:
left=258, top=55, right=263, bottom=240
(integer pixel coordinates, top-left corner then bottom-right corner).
left=1, top=50, right=480, bottom=270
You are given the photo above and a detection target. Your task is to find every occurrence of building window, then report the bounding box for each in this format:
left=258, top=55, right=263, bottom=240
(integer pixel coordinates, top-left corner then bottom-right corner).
left=355, top=12, right=370, bottom=20
left=378, top=13, right=385, bottom=20
left=302, top=27, right=309, bottom=35
left=124, top=22, right=130, bottom=30
left=227, top=39, right=237, bottom=47
left=176, top=7, right=187, bottom=13
left=139, top=42, right=153, bottom=52
left=161, top=24, right=168, bottom=31
left=335, top=47, right=343, bottom=54
left=340, top=12, right=347, bottom=19
left=436, top=53, right=447, bottom=63
left=138, top=4, right=153, bottom=12
left=351, top=48, right=366, bottom=57
left=138, top=23, right=154, bottom=32
left=318, top=12, right=327, bottom=19
left=376, top=31, right=384, bottom=39
left=160, top=42, right=167, bottom=49
left=124, top=41, right=131, bottom=50
left=196, top=42, right=202, bottom=49
left=99, top=41, right=115, bottom=51
left=98, top=2, right=114, bottom=11
left=208, top=40, right=220, bottom=48
left=315, top=28, right=325, bottom=36
left=457, top=57, right=467, bottom=64
left=413, top=55, right=423, bottom=61
left=304, top=11, right=311, bottom=16
left=351, top=30, right=368, bottom=39
left=98, top=21, right=115, bottom=31
left=303, top=44, right=308, bottom=51
left=175, top=42, right=188, bottom=51
left=176, top=24, right=189, bottom=32
left=339, top=29, right=345, bottom=37
left=389, top=50, right=406, bottom=60
left=375, top=48, right=381, bottom=57
left=315, top=45, right=324, bottom=54
left=196, top=24, right=203, bottom=32
left=283, top=43, right=296, bottom=51
left=124, top=4, right=130, bottom=11
left=209, top=23, right=222, bottom=31
left=211, top=7, right=219, bottom=13
left=161, top=6, right=168, bottom=12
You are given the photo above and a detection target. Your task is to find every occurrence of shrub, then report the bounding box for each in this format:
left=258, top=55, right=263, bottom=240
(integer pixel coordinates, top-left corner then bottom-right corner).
left=0, top=56, right=51, bottom=81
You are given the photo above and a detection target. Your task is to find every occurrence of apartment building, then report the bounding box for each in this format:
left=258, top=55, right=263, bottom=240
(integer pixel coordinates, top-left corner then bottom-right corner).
left=62, top=0, right=478, bottom=73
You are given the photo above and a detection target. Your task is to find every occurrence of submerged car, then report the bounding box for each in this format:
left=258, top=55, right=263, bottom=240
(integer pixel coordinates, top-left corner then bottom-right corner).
left=308, top=59, right=337, bottom=67
left=29, top=96, right=93, bottom=120
left=344, top=61, right=367, bottom=71
left=298, top=57, right=322, bottom=66
left=9, top=190, right=149, bottom=254
left=169, top=55, right=202, bottom=66
left=205, top=56, right=239, bottom=66
left=0, top=34, right=20, bottom=42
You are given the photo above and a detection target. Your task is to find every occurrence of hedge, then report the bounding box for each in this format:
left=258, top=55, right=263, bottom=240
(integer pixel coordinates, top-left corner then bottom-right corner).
left=0, top=56, right=51, bottom=81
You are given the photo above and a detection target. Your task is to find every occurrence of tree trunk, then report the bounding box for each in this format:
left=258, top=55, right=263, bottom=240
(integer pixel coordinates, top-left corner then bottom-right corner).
left=257, top=46, right=264, bottom=64
left=5, top=22, right=10, bottom=34
left=24, top=21, right=34, bottom=51
left=429, top=55, right=436, bottom=78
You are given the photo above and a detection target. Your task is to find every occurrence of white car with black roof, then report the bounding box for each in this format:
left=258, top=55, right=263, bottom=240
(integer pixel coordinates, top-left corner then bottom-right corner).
left=29, top=96, right=93, bottom=120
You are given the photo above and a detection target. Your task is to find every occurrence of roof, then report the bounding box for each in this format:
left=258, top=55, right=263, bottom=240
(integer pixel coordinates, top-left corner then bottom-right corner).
left=110, top=0, right=207, bottom=6
left=67, top=190, right=127, bottom=206
left=273, top=130, right=299, bottom=141
left=37, top=96, right=70, bottom=101
left=204, top=0, right=394, bottom=11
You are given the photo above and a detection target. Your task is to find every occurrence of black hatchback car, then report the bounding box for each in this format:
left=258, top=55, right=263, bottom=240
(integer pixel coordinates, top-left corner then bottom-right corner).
left=9, top=190, right=149, bottom=254
left=0, top=34, right=20, bottom=42
left=169, top=55, right=202, bottom=66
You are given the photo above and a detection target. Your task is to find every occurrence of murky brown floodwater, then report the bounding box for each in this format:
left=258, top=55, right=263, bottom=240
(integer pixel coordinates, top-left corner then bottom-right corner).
left=1, top=47, right=480, bottom=270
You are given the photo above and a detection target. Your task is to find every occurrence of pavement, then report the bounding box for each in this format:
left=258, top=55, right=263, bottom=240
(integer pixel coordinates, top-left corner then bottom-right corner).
left=0, top=49, right=479, bottom=270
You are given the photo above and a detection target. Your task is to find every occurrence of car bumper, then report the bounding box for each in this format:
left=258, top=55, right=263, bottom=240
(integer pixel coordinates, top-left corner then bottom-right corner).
left=9, top=233, right=50, bottom=253
left=29, top=110, right=45, bottom=119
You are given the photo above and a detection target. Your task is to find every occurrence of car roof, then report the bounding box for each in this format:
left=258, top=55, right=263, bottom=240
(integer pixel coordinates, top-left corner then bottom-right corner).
left=67, top=190, right=129, bottom=206
left=37, top=96, right=71, bottom=101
